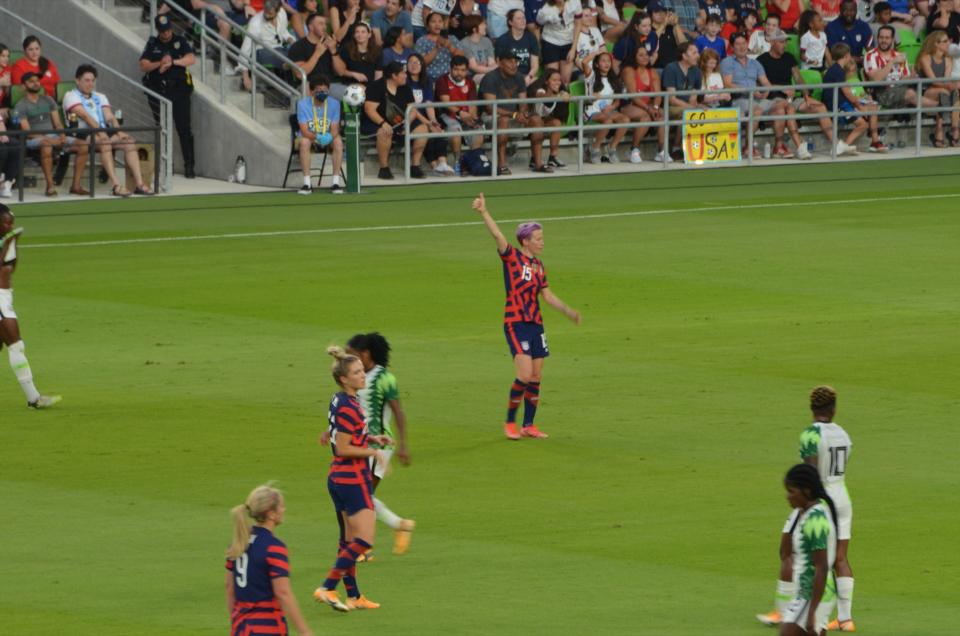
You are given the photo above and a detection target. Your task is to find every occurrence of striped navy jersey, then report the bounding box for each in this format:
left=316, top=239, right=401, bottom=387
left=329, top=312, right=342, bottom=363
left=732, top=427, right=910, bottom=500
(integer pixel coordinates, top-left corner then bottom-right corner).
left=499, top=245, right=548, bottom=325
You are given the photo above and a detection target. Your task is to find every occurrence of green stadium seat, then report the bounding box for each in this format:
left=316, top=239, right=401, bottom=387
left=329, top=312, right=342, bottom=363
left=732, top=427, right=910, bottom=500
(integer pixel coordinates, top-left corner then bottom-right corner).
left=606, top=40, right=615, bottom=53
left=785, top=34, right=801, bottom=62
left=901, top=43, right=920, bottom=65
left=566, top=79, right=585, bottom=127
left=797, top=69, right=823, bottom=101
left=10, top=85, right=25, bottom=107
left=9, top=50, right=24, bottom=64
left=622, top=6, right=637, bottom=21
left=896, top=27, right=919, bottom=47
left=56, top=81, right=75, bottom=104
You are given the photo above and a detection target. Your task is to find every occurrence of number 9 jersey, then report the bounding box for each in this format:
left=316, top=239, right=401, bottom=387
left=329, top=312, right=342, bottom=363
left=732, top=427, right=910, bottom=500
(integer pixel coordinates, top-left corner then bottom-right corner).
left=225, top=526, right=291, bottom=635
left=799, top=420, right=853, bottom=540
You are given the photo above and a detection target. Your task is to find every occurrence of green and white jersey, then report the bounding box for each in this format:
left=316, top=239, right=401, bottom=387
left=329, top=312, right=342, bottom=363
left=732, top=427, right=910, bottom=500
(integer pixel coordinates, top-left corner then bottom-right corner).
left=799, top=421, right=852, bottom=490
left=357, top=365, right=399, bottom=448
left=791, top=501, right=837, bottom=600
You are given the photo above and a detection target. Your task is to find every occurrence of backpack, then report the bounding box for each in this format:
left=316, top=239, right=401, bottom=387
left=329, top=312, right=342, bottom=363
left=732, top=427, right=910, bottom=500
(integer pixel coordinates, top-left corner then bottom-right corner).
left=460, top=149, right=492, bottom=176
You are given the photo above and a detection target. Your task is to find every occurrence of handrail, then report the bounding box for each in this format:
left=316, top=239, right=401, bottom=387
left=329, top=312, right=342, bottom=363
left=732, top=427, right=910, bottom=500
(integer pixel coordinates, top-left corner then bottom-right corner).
left=2, top=124, right=162, bottom=202
left=148, top=0, right=306, bottom=119
left=0, top=4, right=173, bottom=192
left=403, top=75, right=956, bottom=179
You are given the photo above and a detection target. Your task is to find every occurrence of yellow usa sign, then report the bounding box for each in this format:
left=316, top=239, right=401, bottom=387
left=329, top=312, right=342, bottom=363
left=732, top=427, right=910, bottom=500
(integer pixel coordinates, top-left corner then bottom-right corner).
left=682, top=108, right=741, bottom=164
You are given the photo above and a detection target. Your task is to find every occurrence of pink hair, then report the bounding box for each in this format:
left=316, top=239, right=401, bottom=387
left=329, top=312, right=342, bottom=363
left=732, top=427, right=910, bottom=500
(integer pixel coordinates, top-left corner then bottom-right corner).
left=516, top=221, right=542, bottom=244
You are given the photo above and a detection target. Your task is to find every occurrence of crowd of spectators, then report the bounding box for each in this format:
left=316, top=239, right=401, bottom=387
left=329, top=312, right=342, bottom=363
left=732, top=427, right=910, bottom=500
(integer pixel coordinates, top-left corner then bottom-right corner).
left=0, top=35, right=157, bottom=198
left=260, top=0, right=960, bottom=182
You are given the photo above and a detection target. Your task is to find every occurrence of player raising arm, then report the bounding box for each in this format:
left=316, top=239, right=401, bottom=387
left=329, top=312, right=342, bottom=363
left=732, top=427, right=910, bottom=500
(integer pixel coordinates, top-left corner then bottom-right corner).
left=471, top=192, right=580, bottom=440
left=1, top=205, right=60, bottom=408
left=225, top=485, right=314, bottom=636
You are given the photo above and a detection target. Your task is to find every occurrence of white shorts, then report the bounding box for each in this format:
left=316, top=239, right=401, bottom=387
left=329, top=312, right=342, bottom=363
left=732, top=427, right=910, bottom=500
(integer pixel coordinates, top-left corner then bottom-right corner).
left=827, top=483, right=852, bottom=540
left=783, top=594, right=837, bottom=632
left=371, top=448, right=393, bottom=480
left=0, top=288, right=16, bottom=320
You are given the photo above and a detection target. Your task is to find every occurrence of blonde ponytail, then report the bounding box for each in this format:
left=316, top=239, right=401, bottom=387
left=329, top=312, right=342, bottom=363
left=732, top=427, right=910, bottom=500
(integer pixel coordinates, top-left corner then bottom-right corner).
left=327, top=345, right=359, bottom=387
left=226, top=485, right=283, bottom=559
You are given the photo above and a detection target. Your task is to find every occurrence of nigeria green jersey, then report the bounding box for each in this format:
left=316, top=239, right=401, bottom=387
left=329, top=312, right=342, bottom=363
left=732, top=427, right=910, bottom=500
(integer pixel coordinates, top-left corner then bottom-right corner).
left=791, top=502, right=837, bottom=600
left=358, top=365, right=399, bottom=448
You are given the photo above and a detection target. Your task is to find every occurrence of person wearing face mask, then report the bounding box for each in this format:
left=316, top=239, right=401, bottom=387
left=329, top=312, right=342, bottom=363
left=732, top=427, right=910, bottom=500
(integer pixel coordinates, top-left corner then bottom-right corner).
left=295, top=75, right=345, bottom=194
left=140, top=15, right=197, bottom=178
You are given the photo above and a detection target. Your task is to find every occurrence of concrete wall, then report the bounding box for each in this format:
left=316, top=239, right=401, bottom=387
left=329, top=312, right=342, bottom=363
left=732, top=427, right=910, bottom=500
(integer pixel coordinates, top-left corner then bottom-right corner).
left=1, top=0, right=289, bottom=187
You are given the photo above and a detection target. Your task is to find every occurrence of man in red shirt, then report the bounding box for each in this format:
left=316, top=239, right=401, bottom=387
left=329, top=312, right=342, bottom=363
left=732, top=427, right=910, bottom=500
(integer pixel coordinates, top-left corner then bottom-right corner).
left=435, top=55, right=484, bottom=162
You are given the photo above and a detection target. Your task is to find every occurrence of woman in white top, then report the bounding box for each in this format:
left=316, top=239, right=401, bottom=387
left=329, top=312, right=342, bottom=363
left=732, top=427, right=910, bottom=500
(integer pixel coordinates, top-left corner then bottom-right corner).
left=570, top=5, right=607, bottom=67
left=582, top=50, right=631, bottom=163
left=537, top=0, right=581, bottom=83
left=748, top=13, right=780, bottom=59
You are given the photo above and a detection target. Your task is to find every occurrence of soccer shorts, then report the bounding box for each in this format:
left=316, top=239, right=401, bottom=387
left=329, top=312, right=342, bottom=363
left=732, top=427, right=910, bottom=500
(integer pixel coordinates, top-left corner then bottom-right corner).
left=782, top=594, right=837, bottom=633
left=0, top=288, right=16, bottom=319
left=231, top=606, right=288, bottom=636
left=827, top=482, right=852, bottom=540
left=371, top=448, right=393, bottom=480
left=504, top=321, right=549, bottom=359
left=328, top=477, right=374, bottom=515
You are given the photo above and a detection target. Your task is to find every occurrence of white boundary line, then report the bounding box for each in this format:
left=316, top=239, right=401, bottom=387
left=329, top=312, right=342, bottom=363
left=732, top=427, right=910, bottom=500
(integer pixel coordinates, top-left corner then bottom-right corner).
left=22, top=192, right=960, bottom=249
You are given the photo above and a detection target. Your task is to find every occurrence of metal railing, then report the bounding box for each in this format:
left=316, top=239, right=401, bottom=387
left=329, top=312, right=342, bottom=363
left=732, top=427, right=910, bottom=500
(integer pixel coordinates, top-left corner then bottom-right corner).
left=2, top=125, right=162, bottom=202
left=146, top=0, right=306, bottom=118
left=0, top=5, right=173, bottom=191
left=403, top=75, right=958, bottom=180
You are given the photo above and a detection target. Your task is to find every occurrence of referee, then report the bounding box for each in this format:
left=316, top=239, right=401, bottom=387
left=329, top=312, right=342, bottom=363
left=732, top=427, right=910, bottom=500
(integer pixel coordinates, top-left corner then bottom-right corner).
left=139, top=15, right=197, bottom=178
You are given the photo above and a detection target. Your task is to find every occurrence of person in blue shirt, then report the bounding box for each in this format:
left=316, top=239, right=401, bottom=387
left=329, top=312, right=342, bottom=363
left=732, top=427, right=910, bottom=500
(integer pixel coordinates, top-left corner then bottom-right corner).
left=295, top=75, right=344, bottom=194
left=371, top=0, right=414, bottom=49
left=821, top=43, right=883, bottom=155
left=825, top=0, right=874, bottom=62
left=695, top=15, right=727, bottom=57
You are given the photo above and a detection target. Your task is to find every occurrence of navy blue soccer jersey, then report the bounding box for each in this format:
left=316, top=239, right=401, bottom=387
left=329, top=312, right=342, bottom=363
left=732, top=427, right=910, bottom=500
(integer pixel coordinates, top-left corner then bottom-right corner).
left=327, top=392, right=372, bottom=485
left=499, top=245, right=548, bottom=325
left=225, top=526, right=289, bottom=606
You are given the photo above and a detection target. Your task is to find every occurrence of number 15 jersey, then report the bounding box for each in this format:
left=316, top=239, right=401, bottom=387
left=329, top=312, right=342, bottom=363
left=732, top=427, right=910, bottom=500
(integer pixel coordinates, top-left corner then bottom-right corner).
left=799, top=421, right=852, bottom=491
left=499, top=245, right=548, bottom=325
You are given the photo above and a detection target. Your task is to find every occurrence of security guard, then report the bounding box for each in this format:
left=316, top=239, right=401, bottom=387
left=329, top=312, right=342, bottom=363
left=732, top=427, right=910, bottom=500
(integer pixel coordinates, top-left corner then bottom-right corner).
left=139, top=15, right=197, bottom=178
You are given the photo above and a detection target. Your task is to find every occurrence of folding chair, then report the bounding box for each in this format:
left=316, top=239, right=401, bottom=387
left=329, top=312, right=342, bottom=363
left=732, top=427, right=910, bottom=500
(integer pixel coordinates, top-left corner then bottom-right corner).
left=282, top=112, right=345, bottom=188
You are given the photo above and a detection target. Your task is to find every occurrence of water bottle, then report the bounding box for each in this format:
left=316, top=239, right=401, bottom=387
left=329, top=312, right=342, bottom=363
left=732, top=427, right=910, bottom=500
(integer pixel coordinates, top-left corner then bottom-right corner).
left=454, top=159, right=461, bottom=177
left=115, top=109, right=124, bottom=125
left=235, top=155, right=246, bottom=184
left=763, top=142, right=771, bottom=159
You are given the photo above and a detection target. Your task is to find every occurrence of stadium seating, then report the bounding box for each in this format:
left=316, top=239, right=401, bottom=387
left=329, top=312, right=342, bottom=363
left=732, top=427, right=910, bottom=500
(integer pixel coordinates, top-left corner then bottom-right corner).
left=897, top=27, right=919, bottom=48
left=567, top=79, right=585, bottom=127
left=622, top=6, right=637, bottom=21
left=785, top=34, right=801, bottom=62
left=798, top=69, right=823, bottom=101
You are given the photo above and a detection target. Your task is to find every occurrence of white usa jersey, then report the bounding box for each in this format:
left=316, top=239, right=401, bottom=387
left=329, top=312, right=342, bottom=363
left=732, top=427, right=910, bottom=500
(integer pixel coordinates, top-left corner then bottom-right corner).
left=799, top=421, right=852, bottom=488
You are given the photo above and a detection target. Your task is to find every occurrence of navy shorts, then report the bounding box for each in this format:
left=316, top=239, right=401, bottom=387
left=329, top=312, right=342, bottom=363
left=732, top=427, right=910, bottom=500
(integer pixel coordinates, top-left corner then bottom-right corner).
left=328, top=477, right=374, bottom=515
left=504, top=321, right=550, bottom=359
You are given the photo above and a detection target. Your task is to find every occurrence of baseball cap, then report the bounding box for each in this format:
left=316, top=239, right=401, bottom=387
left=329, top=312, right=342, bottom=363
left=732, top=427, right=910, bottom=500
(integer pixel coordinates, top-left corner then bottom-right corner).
left=155, top=15, right=173, bottom=31
left=647, top=2, right=665, bottom=13
left=20, top=71, right=41, bottom=83
left=498, top=49, right=519, bottom=60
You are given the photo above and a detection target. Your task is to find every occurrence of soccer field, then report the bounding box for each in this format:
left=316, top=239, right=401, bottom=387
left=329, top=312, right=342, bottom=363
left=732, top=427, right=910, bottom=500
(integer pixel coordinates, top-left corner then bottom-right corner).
left=3, top=158, right=958, bottom=635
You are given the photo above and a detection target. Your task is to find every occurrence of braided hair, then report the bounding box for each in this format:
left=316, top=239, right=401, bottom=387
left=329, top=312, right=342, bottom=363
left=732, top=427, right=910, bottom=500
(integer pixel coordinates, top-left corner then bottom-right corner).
left=347, top=332, right=391, bottom=367
left=810, top=385, right=837, bottom=414
left=785, top=463, right=838, bottom=529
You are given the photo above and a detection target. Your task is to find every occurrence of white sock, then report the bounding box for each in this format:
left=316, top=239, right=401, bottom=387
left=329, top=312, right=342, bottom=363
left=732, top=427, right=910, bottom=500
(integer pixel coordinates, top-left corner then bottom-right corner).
left=302, top=175, right=311, bottom=187
left=775, top=579, right=796, bottom=614
left=8, top=340, right=41, bottom=403
left=837, top=576, right=854, bottom=621
left=332, top=175, right=342, bottom=186
left=374, top=497, right=402, bottom=530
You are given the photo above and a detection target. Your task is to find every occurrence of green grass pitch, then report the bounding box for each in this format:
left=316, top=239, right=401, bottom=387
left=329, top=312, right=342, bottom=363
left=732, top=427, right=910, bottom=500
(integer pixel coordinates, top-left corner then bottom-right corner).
left=2, top=158, right=958, bottom=635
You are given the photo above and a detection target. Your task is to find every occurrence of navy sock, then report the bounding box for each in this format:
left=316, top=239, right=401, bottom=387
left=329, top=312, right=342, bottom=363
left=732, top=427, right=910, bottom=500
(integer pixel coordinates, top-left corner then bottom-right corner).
left=506, top=379, right=527, bottom=423
left=522, top=381, right=540, bottom=427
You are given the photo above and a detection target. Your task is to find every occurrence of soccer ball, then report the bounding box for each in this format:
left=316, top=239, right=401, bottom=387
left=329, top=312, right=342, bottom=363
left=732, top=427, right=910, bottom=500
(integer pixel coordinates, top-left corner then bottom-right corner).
left=343, top=84, right=366, bottom=107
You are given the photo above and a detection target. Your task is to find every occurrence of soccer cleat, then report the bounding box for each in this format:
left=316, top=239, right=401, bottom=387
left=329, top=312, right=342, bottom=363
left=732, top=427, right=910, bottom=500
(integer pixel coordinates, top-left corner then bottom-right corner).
left=827, top=619, right=857, bottom=631
left=356, top=550, right=374, bottom=563
left=755, top=610, right=782, bottom=626
left=28, top=395, right=62, bottom=409
left=297, top=184, right=312, bottom=195
left=346, top=595, right=380, bottom=610
left=504, top=422, right=521, bottom=440
left=393, top=519, right=416, bottom=555
left=521, top=425, right=549, bottom=439
left=314, top=587, right=350, bottom=612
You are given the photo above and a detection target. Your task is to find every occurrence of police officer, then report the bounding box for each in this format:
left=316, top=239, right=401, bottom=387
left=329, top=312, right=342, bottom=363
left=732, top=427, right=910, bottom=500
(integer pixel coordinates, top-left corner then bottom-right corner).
left=140, top=15, right=197, bottom=178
